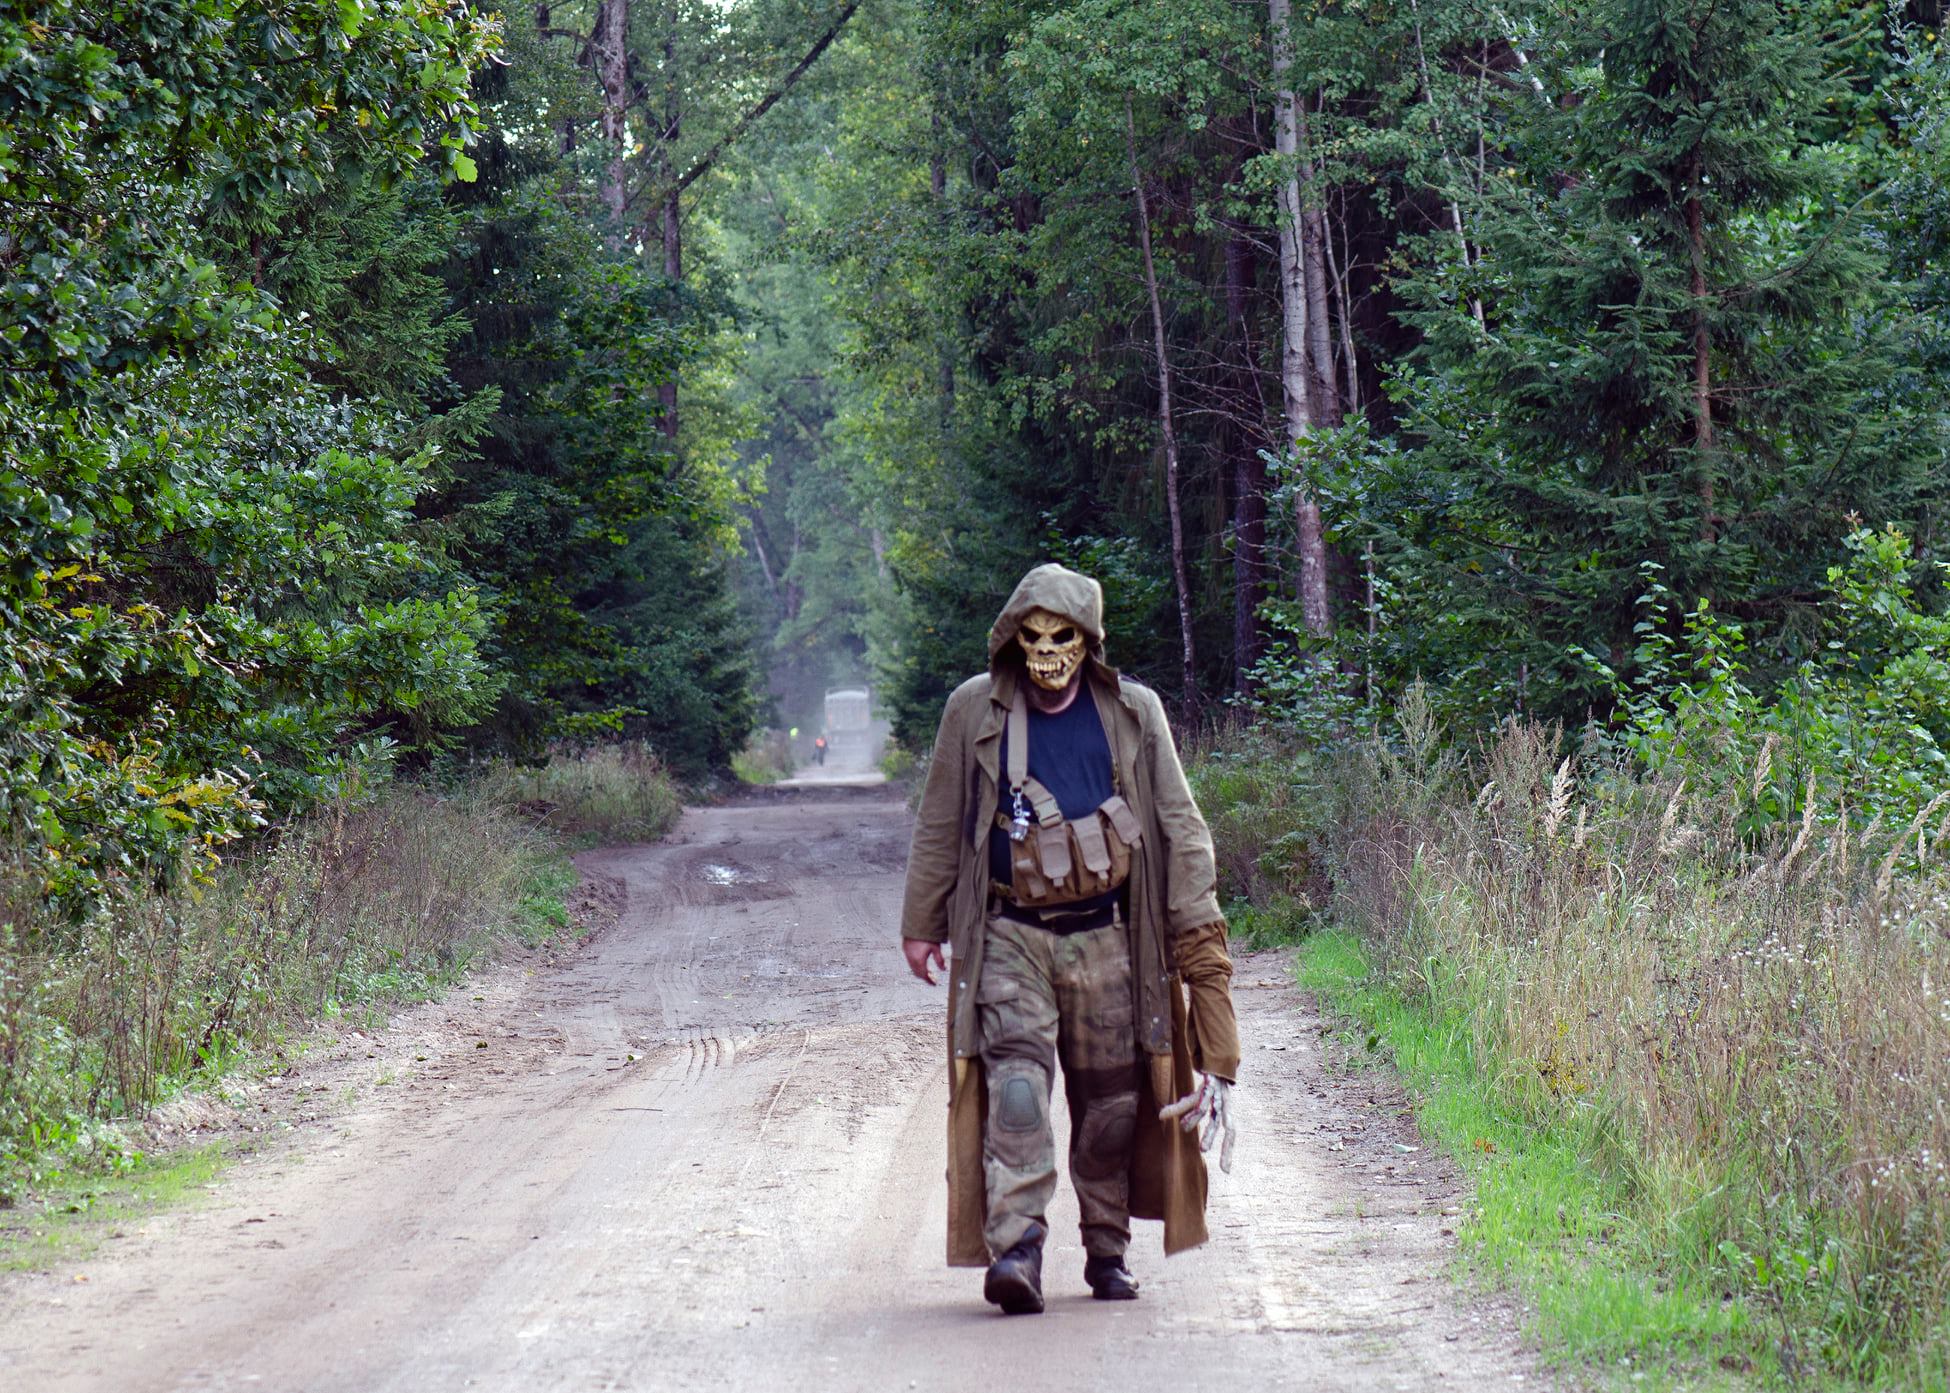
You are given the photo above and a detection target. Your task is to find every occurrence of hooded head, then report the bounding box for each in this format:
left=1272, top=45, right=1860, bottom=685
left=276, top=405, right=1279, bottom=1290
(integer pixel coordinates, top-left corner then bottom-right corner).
left=987, top=563, right=1107, bottom=689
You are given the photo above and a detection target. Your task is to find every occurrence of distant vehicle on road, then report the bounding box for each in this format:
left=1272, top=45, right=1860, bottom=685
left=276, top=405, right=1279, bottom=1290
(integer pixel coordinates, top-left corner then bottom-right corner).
left=820, top=687, right=875, bottom=767
left=824, top=687, right=871, bottom=737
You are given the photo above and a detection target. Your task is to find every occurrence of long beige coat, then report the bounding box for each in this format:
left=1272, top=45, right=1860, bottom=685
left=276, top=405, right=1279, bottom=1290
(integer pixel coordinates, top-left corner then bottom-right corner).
left=899, top=564, right=1241, bottom=1267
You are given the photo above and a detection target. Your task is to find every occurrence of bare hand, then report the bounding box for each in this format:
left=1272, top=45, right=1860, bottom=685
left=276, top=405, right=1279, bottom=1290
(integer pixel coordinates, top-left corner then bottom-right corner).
left=903, top=938, right=946, bottom=985
left=1159, top=1073, right=1237, bottom=1174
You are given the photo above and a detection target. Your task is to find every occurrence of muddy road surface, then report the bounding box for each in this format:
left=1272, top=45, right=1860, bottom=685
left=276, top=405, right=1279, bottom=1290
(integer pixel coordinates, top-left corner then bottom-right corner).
left=2, top=793, right=1533, bottom=1392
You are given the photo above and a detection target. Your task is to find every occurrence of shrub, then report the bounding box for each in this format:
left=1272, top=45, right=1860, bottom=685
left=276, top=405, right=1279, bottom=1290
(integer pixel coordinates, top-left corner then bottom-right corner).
left=730, top=729, right=794, bottom=785
left=1184, top=724, right=1324, bottom=944
left=1, top=786, right=556, bottom=1193
left=1585, top=527, right=1950, bottom=848
left=878, top=743, right=920, bottom=783
left=1249, top=705, right=1950, bottom=1382
left=476, top=744, right=683, bottom=844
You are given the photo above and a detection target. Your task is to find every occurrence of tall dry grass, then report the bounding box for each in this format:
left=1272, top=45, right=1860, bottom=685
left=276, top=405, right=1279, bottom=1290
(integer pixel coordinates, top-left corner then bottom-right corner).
left=1, top=789, right=553, bottom=1188
left=1324, top=708, right=1950, bottom=1379
left=475, top=743, right=682, bottom=842
left=2, top=744, right=684, bottom=1191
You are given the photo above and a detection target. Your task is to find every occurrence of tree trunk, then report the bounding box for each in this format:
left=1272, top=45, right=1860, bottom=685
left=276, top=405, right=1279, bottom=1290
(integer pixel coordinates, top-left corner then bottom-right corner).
left=1125, top=100, right=1198, bottom=704
left=747, top=509, right=782, bottom=610
left=593, top=0, right=630, bottom=232
left=659, top=187, right=681, bottom=438
left=1363, top=538, right=1376, bottom=709
left=658, top=11, right=681, bottom=440
left=1226, top=232, right=1266, bottom=694
left=1410, top=0, right=1486, bottom=330
left=1326, top=188, right=1360, bottom=412
left=1296, top=104, right=1341, bottom=428
left=1686, top=160, right=1715, bottom=543
left=1269, top=0, right=1332, bottom=639
left=931, top=117, right=955, bottom=408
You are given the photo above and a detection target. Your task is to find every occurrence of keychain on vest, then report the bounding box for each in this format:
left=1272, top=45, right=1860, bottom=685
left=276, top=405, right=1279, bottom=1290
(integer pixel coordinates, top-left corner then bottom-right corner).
left=1009, top=787, right=1031, bottom=842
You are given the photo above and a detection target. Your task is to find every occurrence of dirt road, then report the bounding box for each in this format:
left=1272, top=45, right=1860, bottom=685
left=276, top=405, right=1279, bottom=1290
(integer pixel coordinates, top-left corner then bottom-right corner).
left=1, top=793, right=1533, bottom=1392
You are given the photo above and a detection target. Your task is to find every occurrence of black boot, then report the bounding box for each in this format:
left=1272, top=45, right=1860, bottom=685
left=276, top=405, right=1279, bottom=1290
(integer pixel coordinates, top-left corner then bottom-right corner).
left=983, top=1222, right=1047, bottom=1315
left=1083, top=1253, right=1140, bottom=1301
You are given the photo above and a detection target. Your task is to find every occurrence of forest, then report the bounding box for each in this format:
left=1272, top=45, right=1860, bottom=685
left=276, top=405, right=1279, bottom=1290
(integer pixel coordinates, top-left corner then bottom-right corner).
left=6, top=0, right=1950, bottom=1383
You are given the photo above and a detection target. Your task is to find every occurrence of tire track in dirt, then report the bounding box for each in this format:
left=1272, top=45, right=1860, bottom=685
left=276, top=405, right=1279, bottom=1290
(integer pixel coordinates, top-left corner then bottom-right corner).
left=0, top=792, right=1540, bottom=1392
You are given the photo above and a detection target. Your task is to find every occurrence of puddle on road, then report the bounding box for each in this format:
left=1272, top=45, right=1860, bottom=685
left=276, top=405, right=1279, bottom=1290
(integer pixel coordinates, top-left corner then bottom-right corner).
left=700, top=862, right=764, bottom=887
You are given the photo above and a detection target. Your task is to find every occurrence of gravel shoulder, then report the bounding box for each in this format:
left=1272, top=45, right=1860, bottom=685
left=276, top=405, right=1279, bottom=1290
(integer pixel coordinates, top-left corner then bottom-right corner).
left=0, top=792, right=1540, bottom=1392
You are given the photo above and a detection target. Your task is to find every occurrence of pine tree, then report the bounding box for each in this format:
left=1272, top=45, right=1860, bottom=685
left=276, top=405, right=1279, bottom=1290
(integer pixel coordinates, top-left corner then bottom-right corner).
left=1394, top=0, right=1937, bottom=714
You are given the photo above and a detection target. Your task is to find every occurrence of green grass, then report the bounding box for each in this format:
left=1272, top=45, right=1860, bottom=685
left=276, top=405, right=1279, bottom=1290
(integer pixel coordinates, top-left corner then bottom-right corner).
left=1300, top=929, right=1756, bottom=1391
left=730, top=749, right=785, bottom=785
left=513, top=852, right=577, bottom=946
left=730, top=729, right=793, bottom=786
left=0, top=1140, right=235, bottom=1273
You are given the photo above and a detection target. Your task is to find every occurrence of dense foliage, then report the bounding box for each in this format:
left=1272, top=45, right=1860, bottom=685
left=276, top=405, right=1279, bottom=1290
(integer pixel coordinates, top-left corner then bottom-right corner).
left=2, top=0, right=501, bottom=910
left=696, top=0, right=1950, bottom=754
left=2, top=1, right=761, bottom=919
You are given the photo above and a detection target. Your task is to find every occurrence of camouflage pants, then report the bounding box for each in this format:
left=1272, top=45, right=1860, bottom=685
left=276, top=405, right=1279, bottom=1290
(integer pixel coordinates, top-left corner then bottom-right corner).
left=976, top=912, right=1140, bottom=1260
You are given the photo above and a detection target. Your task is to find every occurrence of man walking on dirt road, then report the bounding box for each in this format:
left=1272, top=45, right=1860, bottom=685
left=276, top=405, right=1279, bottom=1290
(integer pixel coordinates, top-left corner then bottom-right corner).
left=899, top=562, right=1241, bottom=1315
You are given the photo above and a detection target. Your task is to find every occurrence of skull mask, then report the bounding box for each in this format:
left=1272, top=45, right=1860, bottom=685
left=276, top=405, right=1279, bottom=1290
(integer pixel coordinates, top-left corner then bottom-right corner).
left=1017, top=608, right=1086, bottom=691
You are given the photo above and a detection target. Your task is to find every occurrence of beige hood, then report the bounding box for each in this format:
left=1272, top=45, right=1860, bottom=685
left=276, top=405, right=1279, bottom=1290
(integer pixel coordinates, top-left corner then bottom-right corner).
left=986, top=563, right=1106, bottom=671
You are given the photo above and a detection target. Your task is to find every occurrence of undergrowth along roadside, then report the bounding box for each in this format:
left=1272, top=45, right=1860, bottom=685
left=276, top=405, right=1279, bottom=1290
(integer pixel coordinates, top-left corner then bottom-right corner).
left=1300, top=931, right=1749, bottom=1391
left=0, top=745, right=681, bottom=1206
left=0, top=1141, right=233, bottom=1275
left=729, top=728, right=795, bottom=786
left=474, top=743, right=684, bottom=844
left=1191, top=696, right=1950, bottom=1389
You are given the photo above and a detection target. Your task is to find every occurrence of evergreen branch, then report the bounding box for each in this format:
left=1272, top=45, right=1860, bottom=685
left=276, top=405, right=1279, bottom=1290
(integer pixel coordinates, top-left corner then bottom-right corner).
left=1728, top=182, right=1890, bottom=298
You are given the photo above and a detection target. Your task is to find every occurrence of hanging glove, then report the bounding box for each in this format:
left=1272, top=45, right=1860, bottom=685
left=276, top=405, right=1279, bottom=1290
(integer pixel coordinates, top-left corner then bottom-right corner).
left=1160, top=1073, right=1237, bottom=1174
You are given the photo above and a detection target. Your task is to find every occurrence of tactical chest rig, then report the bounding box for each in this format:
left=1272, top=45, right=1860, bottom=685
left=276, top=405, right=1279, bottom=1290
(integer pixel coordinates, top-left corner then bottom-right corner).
left=995, top=688, right=1143, bottom=909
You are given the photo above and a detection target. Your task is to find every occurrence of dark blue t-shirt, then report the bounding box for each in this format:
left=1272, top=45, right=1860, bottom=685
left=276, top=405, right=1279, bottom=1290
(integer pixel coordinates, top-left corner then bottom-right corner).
left=988, top=691, right=1116, bottom=891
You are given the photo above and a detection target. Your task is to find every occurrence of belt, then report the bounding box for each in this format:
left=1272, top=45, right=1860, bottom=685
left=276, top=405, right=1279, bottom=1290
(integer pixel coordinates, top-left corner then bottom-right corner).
left=989, top=893, right=1122, bottom=935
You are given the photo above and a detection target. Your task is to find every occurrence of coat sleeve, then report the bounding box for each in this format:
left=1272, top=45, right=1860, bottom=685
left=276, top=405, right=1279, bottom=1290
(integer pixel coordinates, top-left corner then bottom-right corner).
left=899, top=687, right=971, bottom=944
left=1138, top=690, right=1239, bottom=1082
left=1172, top=921, right=1240, bottom=1083
left=1138, top=689, right=1223, bottom=933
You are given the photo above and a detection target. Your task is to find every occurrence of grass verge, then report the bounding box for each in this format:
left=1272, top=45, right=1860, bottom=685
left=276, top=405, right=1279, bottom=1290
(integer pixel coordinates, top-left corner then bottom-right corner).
left=1300, top=929, right=1751, bottom=1390
left=475, top=743, right=683, bottom=843
left=0, top=1141, right=235, bottom=1274
left=1196, top=706, right=1950, bottom=1389
left=729, top=728, right=794, bottom=786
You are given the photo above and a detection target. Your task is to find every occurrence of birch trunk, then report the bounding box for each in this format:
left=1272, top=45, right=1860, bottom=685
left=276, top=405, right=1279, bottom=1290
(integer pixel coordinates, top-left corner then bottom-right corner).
left=1269, top=0, right=1331, bottom=638
left=1125, top=101, right=1198, bottom=702
left=1296, top=105, right=1341, bottom=428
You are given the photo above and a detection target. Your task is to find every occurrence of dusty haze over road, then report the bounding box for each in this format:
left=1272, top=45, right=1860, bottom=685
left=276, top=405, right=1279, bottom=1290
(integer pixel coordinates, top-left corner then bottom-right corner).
left=1, top=792, right=1533, bottom=1392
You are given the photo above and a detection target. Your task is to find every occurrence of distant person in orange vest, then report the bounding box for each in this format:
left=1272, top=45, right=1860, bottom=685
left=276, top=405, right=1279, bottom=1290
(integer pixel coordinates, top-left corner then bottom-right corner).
left=813, top=733, right=828, bottom=766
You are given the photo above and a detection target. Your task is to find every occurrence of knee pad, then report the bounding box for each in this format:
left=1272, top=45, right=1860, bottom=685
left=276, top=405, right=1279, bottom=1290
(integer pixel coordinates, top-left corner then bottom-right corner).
left=996, top=1074, right=1044, bottom=1133
left=1072, top=1094, right=1137, bottom=1179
